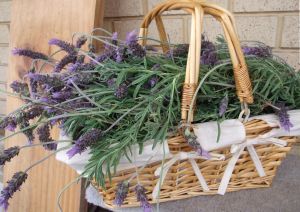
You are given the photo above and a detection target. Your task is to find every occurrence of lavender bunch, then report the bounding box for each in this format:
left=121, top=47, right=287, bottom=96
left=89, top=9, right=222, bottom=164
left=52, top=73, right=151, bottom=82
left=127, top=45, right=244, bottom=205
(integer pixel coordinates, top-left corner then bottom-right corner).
left=242, top=46, right=272, bottom=58
left=125, top=30, right=146, bottom=58
left=275, top=103, right=293, bottom=132
left=0, top=172, right=28, bottom=210
left=66, top=129, right=102, bottom=158
left=12, top=48, right=48, bottom=60
left=135, top=184, right=152, bottom=212
left=114, top=181, right=129, bottom=206
left=0, top=146, right=20, bottom=166
left=37, top=124, right=57, bottom=151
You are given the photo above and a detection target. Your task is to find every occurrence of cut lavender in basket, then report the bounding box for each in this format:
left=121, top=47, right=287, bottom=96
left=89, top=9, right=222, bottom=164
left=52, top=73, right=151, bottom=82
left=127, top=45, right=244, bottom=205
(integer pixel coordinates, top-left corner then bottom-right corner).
left=219, top=95, right=228, bottom=117
left=0, top=171, right=28, bottom=210
left=37, top=124, right=57, bottom=151
left=12, top=48, right=48, bottom=60
left=66, top=129, right=102, bottom=158
left=201, top=39, right=218, bottom=65
left=114, top=181, right=129, bottom=206
left=242, top=46, right=272, bottom=58
left=275, top=103, right=293, bottom=132
left=0, top=146, right=20, bottom=166
left=135, top=184, right=152, bottom=212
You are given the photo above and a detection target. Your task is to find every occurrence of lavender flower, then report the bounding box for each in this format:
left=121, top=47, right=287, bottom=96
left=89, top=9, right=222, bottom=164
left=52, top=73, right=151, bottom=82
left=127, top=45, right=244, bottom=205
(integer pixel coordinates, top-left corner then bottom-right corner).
left=19, top=120, right=34, bottom=144
left=66, top=129, right=102, bottom=158
left=114, top=83, right=128, bottom=99
left=10, top=81, right=29, bottom=96
left=52, top=91, right=73, bottom=100
left=242, top=46, right=272, bottom=58
left=125, top=30, right=138, bottom=46
left=75, top=36, right=87, bottom=48
left=148, top=76, right=159, bottom=88
left=76, top=55, right=85, bottom=64
left=37, top=124, right=57, bottom=151
left=54, top=54, right=77, bottom=72
left=106, top=78, right=116, bottom=88
left=135, top=184, right=152, bottom=212
left=114, top=181, right=129, bottom=206
left=0, top=171, right=28, bottom=210
left=166, top=44, right=189, bottom=58
left=275, top=103, right=293, bottom=132
left=219, top=95, right=228, bottom=117
left=12, top=48, right=48, bottom=60
left=48, top=38, right=76, bottom=55
left=0, top=117, right=17, bottom=132
left=116, top=47, right=123, bottom=63
left=111, top=32, right=118, bottom=45
left=201, top=40, right=218, bottom=66
left=68, top=62, right=81, bottom=72
left=66, top=72, right=94, bottom=86
left=0, top=146, right=20, bottom=165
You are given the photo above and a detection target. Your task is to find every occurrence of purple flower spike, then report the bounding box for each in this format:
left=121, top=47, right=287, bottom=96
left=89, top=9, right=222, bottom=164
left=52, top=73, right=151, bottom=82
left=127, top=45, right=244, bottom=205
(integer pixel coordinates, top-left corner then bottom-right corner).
left=0, top=117, right=17, bottom=132
left=54, top=54, right=77, bottom=72
left=48, top=38, right=76, bottom=55
left=126, top=30, right=138, bottom=45
left=114, top=83, right=128, bottom=99
left=106, top=78, right=116, bottom=88
left=242, top=46, right=272, bottom=58
left=219, top=95, right=228, bottom=117
left=135, top=184, right=152, bottom=212
left=10, top=81, right=29, bottom=95
left=12, top=48, right=48, bottom=60
left=114, top=181, right=129, bottom=206
left=52, top=91, right=73, bottom=100
left=75, top=36, right=87, bottom=48
left=201, top=40, right=218, bottom=66
left=66, top=129, right=102, bottom=158
left=275, top=103, right=293, bottom=132
left=37, top=124, right=57, bottom=151
left=0, top=171, right=28, bottom=211
left=0, top=146, right=20, bottom=166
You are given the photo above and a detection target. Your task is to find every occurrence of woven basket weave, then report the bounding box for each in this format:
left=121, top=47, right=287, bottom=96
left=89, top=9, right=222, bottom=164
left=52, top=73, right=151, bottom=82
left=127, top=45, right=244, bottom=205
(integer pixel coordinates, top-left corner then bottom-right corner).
left=95, top=0, right=297, bottom=208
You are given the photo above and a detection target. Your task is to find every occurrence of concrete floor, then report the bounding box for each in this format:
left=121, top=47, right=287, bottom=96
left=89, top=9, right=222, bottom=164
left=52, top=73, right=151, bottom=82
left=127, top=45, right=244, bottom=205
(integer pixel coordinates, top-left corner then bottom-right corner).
left=111, top=145, right=300, bottom=212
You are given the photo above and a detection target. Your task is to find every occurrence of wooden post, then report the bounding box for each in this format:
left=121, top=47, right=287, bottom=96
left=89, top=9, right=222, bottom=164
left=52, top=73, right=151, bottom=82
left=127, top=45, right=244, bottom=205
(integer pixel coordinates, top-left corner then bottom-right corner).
left=4, top=0, right=104, bottom=211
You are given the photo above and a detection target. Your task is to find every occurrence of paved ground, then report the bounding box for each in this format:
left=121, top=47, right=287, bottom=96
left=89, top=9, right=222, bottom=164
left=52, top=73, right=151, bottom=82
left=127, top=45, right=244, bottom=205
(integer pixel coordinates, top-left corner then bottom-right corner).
left=101, top=144, right=300, bottom=212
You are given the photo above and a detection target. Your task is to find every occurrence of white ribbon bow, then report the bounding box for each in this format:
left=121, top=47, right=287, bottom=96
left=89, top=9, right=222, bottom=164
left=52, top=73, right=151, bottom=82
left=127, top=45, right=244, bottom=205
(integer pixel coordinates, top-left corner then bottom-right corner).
left=217, top=137, right=287, bottom=195
left=152, top=151, right=225, bottom=200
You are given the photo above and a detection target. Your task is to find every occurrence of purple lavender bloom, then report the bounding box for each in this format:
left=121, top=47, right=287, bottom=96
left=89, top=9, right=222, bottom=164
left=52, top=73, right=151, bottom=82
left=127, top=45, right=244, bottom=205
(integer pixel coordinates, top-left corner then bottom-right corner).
left=148, top=76, right=159, bottom=88
left=0, top=117, right=17, bottom=132
left=166, top=44, right=189, bottom=58
left=75, top=36, right=87, bottom=48
left=196, top=148, right=211, bottom=159
left=0, top=146, right=20, bottom=165
left=112, top=32, right=118, bottom=42
left=116, top=48, right=123, bottom=63
left=275, top=103, right=293, bottom=132
left=68, top=62, right=81, bottom=72
left=66, top=129, right=102, bottom=158
left=114, top=83, right=128, bottom=99
left=54, top=54, right=77, bottom=72
left=26, top=106, right=44, bottom=120
left=125, top=30, right=138, bottom=46
left=135, top=184, right=152, bottom=212
left=12, top=48, right=48, bottom=60
left=66, top=72, right=94, bottom=86
left=19, top=121, right=34, bottom=144
left=48, top=38, right=76, bottom=55
left=242, top=46, right=272, bottom=58
left=114, top=181, right=129, bottom=206
left=219, top=95, right=228, bottom=117
left=0, top=171, right=28, bottom=210
left=201, top=40, right=218, bottom=66
left=37, top=124, right=57, bottom=151
left=52, top=91, right=73, bottom=100
left=10, top=81, right=29, bottom=96
left=106, top=78, right=116, bottom=88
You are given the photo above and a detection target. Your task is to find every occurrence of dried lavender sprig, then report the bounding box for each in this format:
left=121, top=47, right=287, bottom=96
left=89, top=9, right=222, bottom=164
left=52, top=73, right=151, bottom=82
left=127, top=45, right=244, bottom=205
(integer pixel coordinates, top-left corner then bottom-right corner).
left=66, top=129, right=102, bottom=158
left=0, top=146, right=20, bottom=166
left=275, top=103, right=293, bottom=132
left=114, top=181, right=129, bottom=206
left=37, top=124, right=57, bottom=151
left=0, top=172, right=28, bottom=210
left=218, top=95, right=228, bottom=117
left=48, top=38, right=76, bottom=55
left=12, top=48, right=48, bottom=60
left=75, top=36, right=87, bottom=48
left=135, top=184, right=152, bottom=212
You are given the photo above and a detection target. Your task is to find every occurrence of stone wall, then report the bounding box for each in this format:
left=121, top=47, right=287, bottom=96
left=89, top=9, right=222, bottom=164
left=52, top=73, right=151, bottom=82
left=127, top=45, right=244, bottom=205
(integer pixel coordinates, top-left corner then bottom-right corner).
left=0, top=0, right=299, bottom=118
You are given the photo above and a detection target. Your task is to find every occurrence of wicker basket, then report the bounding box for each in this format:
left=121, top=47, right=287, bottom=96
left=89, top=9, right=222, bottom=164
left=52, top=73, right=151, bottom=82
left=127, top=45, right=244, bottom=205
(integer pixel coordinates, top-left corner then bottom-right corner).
left=95, top=0, right=297, bottom=208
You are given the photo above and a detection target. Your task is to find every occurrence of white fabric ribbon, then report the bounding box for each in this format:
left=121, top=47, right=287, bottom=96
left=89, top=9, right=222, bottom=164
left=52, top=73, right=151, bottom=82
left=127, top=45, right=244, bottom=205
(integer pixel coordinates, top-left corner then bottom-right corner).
left=152, top=151, right=225, bottom=200
left=217, top=137, right=287, bottom=195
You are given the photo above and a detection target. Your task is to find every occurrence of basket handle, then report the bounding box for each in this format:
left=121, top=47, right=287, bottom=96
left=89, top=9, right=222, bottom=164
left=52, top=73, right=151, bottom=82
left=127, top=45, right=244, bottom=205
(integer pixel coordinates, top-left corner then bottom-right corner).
left=138, top=0, right=253, bottom=122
